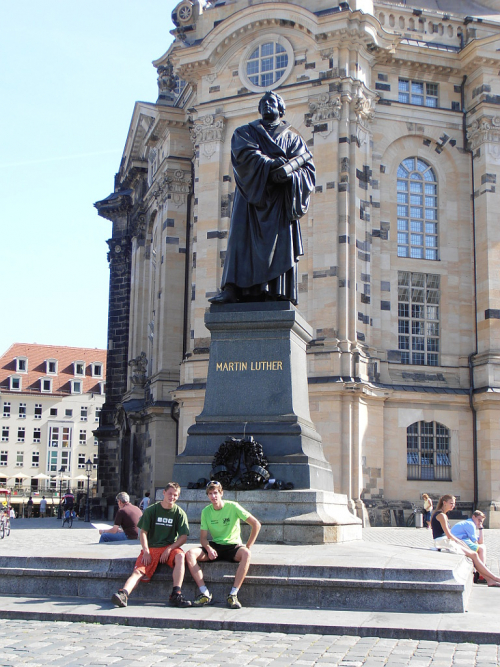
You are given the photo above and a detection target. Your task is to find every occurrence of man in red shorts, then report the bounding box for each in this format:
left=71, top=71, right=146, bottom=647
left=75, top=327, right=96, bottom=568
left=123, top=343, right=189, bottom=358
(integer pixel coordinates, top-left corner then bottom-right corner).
left=111, top=482, right=191, bottom=608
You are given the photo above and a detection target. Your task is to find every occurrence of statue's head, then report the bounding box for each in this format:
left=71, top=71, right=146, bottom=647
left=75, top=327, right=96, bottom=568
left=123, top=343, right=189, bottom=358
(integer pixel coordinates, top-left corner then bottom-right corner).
left=258, top=91, right=286, bottom=120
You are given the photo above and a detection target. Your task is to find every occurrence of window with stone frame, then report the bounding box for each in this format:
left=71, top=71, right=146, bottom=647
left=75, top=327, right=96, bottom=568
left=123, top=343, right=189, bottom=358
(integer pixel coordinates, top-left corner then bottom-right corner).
left=239, top=36, right=294, bottom=92
left=397, top=157, right=438, bottom=260
left=34, top=404, right=42, bottom=419
left=79, top=429, right=86, bottom=444
left=407, top=421, right=451, bottom=481
left=17, top=427, right=25, bottom=442
left=398, top=272, right=440, bottom=366
left=398, top=79, right=438, bottom=107
left=32, top=451, right=40, bottom=467
left=33, top=428, right=41, bottom=443
left=78, top=453, right=86, bottom=469
left=81, top=406, right=88, bottom=422
left=2, top=402, right=10, bottom=417
left=1, top=427, right=8, bottom=442
left=19, top=403, right=26, bottom=418
left=0, top=451, right=7, bottom=466
left=93, top=453, right=98, bottom=469
left=16, top=451, right=24, bottom=467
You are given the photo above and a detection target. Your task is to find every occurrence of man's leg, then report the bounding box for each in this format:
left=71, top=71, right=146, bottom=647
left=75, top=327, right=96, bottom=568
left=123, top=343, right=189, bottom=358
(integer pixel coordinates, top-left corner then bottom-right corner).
left=186, top=547, right=212, bottom=606
left=169, top=551, right=192, bottom=607
left=233, top=547, right=251, bottom=589
left=227, top=546, right=251, bottom=609
left=99, top=532, right=128, bottom=543
left=111, top=568, right=143, bottom=608
left=477, top=544, right=487, bottom=566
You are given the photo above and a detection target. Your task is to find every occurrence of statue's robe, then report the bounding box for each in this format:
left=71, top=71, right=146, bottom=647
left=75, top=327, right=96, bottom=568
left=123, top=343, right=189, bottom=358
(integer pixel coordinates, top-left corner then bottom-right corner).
left=221, top=119, right=315, bottom=304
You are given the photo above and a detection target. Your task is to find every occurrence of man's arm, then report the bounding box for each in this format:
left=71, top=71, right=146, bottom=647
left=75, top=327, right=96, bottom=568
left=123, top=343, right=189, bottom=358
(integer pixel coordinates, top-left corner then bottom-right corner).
left=245, top=515, right=261, bottom=549
left=200, top=529, right=218, bottom=560
left=139, top=529, right=152, bottom=565
left=159, top=533, right=188, bottom=563
left=99, top=524, right=121, bottom=536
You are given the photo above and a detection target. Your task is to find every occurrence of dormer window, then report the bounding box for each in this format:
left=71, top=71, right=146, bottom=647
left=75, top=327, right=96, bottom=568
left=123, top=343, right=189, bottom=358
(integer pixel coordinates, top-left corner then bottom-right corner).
left=10, top=376, right=21, bottom=391
left=91, top=362, right=103, bottom=378
left=98, top=381, right=106, bottom=395
left=74, top=361, right=85, bottom=377
left=15, top=357, right=28, bottom=373
left=40, top=378, right=53, bottom=393
left=45, top=359, right=58, bottom=375
left=71, top=380, right=83, bottom=395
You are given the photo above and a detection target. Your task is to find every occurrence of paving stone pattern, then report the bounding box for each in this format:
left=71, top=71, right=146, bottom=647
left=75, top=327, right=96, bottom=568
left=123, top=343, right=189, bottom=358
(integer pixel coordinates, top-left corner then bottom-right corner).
left=0, top=620, right=498, bottom=667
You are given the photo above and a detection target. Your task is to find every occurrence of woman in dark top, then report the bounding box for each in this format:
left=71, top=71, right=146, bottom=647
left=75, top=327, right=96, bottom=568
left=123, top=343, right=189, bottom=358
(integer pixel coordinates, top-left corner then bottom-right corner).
left=432, top=495, right=500, bottom=587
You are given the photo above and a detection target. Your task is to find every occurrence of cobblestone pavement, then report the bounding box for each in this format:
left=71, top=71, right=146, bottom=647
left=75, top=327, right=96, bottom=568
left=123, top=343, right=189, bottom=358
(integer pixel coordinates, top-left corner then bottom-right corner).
left=0, top=619, right=499, bottom=667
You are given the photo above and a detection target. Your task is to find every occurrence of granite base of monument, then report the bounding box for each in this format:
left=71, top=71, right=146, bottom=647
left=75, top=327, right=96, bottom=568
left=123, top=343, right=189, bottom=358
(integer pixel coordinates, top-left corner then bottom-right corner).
left=173, top=302, right=361, bottom=543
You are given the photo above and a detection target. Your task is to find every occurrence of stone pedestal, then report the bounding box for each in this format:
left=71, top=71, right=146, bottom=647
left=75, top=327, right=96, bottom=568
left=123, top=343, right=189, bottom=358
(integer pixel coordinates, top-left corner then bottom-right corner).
left=173, top=302, right=361, bottom=542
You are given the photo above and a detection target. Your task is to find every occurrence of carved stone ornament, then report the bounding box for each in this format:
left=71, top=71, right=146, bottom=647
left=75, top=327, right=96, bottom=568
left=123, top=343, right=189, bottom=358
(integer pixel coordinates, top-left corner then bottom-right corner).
left=130, top=213, right=146, bottom=240
left=106, top=238, right=131, bottom=274
left=353, top=95, right=376, bottom=125
left=468, top=116, right=500, bottom=154
left=305, top=93, right=341, bottom=126
left=157, top=61, right=176, bottom=95
left=151, top=167, right=192, bottom=208
left=191, top=114, right=226, bottom=159
left=129, top=352, right=148, bottom=387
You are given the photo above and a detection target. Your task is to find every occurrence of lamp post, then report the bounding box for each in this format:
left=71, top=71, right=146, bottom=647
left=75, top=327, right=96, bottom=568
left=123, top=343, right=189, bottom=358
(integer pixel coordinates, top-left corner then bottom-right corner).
left=85, top=459, right=92, bottom=522
left=57, top=466, right=65, bottom=520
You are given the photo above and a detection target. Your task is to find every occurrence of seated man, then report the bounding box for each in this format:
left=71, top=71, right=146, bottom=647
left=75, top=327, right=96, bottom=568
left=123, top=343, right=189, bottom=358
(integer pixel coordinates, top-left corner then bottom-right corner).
left=99, top=492, right=142, bottom=543
left=111, top=482, right=191, bottom=608
left=186, top=481, right=261, bottom=609
left=451, top=510, right=487, bottom=571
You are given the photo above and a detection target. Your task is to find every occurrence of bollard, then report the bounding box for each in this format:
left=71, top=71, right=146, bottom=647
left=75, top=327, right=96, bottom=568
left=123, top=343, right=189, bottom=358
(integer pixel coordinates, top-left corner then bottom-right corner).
left=415, top=512, right=424, bottom=528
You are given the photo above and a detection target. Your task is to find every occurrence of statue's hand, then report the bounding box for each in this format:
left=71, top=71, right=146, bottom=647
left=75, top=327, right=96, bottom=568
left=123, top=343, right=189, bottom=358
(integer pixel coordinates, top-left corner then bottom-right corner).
left=270, top=166, right=292, bottom=183
left=270, top=157, right=287, bottom=170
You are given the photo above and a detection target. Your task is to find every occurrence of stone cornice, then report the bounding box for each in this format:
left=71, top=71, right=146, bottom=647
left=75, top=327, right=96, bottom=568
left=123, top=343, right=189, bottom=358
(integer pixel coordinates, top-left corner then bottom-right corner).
left=94, top=191, right=133, bottom=222
left=146, top=166, right=192, bottom=208
left=161, top=4, right=396, bottom=82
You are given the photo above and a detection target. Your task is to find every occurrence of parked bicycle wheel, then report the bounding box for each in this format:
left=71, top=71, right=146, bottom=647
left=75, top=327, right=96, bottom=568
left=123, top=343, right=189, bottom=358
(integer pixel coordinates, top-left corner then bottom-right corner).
left=5, top=519, right=10, bottom=537
left=406, top=512, right=415, bottom=527
left=0, top=521, right=4, bottom=539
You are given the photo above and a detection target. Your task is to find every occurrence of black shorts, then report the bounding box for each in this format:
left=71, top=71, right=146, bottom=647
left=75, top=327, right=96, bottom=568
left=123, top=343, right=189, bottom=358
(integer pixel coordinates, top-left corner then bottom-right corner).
left=202, top=541, right=243, bottom=562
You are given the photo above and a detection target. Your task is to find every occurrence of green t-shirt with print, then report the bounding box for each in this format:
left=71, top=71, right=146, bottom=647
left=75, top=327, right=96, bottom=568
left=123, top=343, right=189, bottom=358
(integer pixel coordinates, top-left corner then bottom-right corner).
left=137, top=502, right=189, bottom=548
left=200, top=500, right=251, bottom=545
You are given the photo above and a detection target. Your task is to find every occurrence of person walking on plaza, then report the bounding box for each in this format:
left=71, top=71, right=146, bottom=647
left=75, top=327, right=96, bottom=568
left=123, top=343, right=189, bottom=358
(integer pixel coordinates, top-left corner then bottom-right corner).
left=431, top=495, right=500, bottom=587
left=26, top=497, right=33, bottom=518
left=39, top=496, right=47, bottom=518
left=139, top=491, right=151, bottom=512
left=422, top=493, right=433, bottom=528
left=186, top=481, right=261, bottom=609
left=111, top=482, right=191, bottom=608
left=99, top=492, right=142, bottom=543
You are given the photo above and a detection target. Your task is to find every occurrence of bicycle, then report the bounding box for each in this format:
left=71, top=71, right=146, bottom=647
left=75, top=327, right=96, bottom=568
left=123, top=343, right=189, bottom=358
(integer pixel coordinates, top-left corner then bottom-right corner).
left=0, top=515, right=10, bottom=539
left=406, top=503, right=423, bottom=527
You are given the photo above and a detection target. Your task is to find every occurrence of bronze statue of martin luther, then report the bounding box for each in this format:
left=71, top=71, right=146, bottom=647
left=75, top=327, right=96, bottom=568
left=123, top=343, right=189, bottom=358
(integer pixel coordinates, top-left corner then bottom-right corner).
left=209, top=91, right=315, bottom=306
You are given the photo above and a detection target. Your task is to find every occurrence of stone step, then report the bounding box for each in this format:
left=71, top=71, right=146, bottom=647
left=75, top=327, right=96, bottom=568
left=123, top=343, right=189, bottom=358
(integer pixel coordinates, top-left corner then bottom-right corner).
left=0, top=555, right=472, bottom=613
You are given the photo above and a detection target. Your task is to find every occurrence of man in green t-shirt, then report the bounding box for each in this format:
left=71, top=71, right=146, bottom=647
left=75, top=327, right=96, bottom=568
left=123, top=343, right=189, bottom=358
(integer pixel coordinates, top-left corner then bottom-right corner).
left=111, top=482, right=191, bottom=608
left=186, top=481, right=261, bottom=609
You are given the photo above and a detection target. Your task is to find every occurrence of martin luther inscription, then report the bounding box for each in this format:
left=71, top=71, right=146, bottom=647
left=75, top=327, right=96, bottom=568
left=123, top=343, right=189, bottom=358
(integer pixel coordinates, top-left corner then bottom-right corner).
left=216, top=361, right=283, bottom=372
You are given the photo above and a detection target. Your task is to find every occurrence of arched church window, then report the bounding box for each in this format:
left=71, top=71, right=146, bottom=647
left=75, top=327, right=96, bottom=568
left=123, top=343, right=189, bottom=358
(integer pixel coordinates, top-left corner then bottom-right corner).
left=407, top=421, right=451, bottom=481
left=239, top=35, right=294, bottom=93
left=397, top=157, right=438, bottom=260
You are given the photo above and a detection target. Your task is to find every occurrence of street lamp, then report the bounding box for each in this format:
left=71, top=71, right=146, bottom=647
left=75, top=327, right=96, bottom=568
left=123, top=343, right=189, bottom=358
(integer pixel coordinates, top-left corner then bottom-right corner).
left=57, top=466, right=66, bottom=520
left=85, top=459, right=92, bottom=522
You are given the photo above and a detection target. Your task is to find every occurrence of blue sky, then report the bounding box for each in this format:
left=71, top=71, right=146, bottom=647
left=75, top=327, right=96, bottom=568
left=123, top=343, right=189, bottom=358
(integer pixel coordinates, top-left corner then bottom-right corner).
left=0, top=1, right=176, bottom=355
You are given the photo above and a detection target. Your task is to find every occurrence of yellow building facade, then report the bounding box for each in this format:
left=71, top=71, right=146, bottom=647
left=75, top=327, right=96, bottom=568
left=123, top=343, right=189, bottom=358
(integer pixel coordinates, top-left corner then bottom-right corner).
left=95, top=0, right=500, bottom=526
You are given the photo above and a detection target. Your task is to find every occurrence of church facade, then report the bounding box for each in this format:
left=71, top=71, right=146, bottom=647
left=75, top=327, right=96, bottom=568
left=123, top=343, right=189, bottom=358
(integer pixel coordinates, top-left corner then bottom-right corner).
left=95, top=0, right=500, bottom=526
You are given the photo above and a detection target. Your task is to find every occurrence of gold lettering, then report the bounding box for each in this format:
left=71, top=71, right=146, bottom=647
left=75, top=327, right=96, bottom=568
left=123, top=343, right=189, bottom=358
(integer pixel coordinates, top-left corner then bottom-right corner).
left=216, top=363, right=223, bottom=371
left=278, top=361, right=283, bottom=370
left=223, top=363, right=229, bottom=371
left=241, top=362, right=247, bottom=371
left=229, top=362, right=234, bottom=371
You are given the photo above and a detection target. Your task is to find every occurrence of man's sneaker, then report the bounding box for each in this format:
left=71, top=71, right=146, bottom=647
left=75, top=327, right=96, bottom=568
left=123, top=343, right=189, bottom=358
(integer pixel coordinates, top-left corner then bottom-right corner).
left=111, top=590, right=128, bottom=608
left=169, top=592, right=192, bottom=608
left=227, top=593, right=242, bottom=609
left=193, top=592, right=213, bottom=607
